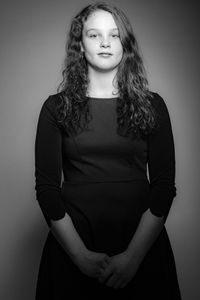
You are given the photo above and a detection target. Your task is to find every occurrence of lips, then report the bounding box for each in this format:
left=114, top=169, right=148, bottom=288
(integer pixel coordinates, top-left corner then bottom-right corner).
left=98, top=52, right=112, bottom=55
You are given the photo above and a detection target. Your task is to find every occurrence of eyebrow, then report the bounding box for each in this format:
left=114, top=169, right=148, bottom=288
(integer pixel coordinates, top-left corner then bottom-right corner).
left=86, top=28, right=119, bottom=33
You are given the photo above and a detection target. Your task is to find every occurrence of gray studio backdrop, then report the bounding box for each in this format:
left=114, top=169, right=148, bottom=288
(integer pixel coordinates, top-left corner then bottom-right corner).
left=0, top=0, right=199, bottom=299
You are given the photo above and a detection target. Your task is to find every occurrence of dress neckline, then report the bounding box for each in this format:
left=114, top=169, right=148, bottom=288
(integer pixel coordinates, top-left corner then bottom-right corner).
left=86, top=96, right=119, bottom=100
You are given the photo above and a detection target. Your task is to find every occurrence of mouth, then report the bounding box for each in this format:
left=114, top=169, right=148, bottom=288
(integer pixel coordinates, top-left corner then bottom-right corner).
left=98, top=52, right=113, bottom=56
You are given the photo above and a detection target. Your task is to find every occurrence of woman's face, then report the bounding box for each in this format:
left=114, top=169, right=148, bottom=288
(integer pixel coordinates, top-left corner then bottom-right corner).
left=81, top=10, right=123, bottom=73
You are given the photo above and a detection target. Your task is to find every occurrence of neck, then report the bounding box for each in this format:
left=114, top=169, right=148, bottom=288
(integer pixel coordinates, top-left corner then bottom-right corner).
left=87, top=67, right=119, bottom=98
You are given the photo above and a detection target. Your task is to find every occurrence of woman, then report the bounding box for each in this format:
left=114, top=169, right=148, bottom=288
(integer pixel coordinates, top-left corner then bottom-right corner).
left=34, top=2, right=182, bottom=299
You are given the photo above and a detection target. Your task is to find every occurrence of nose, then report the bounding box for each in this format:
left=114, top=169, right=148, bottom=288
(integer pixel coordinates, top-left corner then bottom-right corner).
left=100, top=36, right=111, bottom=48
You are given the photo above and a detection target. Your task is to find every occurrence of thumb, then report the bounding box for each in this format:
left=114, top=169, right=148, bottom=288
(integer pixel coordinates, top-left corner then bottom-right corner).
left=99, top=255, right=110, bottom=270
left=99, top=264, right=113, bottom=283
left=104, top=255, right=111, bottom=265
left=102, top=254, right=112, bottom=264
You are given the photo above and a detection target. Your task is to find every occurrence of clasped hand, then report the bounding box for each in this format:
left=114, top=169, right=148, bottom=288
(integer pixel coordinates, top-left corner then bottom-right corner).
left=75, top=249, right=140, bottom=290
left=98, top=251, right=140, bottom=290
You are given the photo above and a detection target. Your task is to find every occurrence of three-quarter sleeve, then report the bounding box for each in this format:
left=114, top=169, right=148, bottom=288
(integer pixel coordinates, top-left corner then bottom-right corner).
left=34, top=95, right=66, bottom=228
left=147, top=93, right=176, bottom=223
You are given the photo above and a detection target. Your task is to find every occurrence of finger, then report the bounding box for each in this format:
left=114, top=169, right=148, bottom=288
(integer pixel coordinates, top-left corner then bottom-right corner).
left=101, top=258, right=110, bottom=270
left=92, top=271, right=101, bottom=279
left=104, top=255, right=111, bottom=264
left=116, top=278, right=130, bottom=289
left=105, top=273, right=119, bottom=287
left=98, top=266, right=113, bottom=283
left=100, top=255, right=111, bottom=267
left=113, top=279, right=125, bottom=289
left=98, top=262, right=107, bottom=271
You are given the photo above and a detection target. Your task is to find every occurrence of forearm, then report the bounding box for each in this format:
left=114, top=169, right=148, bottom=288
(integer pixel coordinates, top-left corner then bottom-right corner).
left=50, top=213, right=88, bottom=262
left=125, top=208, right=165, bottom=263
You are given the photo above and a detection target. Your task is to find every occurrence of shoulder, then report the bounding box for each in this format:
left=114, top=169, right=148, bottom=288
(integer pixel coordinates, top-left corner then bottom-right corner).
left=37, top=92, right=65, bottom=128
left=149, top=91, right=171, bottom=122
left=39, top=91, right=65, bottom=120
left=41, top=91, right=64, bottom=112
left=149, top=92, right=168, bottom=111
left=147, top=92, right=174, bottom=138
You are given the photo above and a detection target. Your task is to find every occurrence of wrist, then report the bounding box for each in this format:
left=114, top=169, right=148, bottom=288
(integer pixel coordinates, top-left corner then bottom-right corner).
left=125, top=247, right=144, bottom=266
left=70, top=246, right=89, bottom=263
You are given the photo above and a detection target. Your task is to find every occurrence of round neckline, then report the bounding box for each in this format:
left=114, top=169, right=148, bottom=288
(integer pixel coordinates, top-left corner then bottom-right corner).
left=86, top=96, right=119, bottom=100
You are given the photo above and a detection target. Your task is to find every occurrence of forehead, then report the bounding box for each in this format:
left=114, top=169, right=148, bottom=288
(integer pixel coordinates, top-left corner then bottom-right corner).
left=83, top=10, right=118, bottom=30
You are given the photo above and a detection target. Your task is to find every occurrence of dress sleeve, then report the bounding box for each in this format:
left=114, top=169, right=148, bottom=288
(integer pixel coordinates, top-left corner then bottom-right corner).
left=147, top=93, right=176, bottom=223
left=34, top=95, right=66, bottom=228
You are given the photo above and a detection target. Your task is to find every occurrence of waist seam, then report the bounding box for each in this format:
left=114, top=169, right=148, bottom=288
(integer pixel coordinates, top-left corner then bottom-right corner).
left=63, top=178, right=148, bottom=185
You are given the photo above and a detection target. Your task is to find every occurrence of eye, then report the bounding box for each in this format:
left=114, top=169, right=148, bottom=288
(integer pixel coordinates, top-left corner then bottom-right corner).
left=111, top=34, right=120, bottom=38
left=89, top=34, right=97, bottom=38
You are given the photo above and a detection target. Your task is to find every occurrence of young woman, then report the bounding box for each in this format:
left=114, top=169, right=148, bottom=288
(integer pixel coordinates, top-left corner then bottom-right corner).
left=34, top=2, right=182, bottom=299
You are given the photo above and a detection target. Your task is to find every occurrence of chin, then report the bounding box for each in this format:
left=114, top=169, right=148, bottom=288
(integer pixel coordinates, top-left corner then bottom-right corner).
left=91, top=62, right=119, bottom=71
left=95, top=66, right=118, bottom=72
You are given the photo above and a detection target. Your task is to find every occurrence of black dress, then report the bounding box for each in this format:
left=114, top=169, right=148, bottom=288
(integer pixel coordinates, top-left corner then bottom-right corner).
left=34, top=92, right=182, bottom=299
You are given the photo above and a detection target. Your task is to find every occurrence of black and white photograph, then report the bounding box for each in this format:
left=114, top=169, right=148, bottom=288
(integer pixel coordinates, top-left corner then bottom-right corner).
left=0, top=1, right=199, bottom=299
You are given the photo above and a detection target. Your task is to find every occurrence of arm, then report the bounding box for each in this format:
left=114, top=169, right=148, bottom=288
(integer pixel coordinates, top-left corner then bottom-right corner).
left=50, top=215, right=88, bottom=261
left=125, top=209, right=164, bottom=263
left=97, top=93, right=177, bottom=289
left=126, top=93, right=176, bottom=262
left=34, top=95, right=110, bottom=276
left=34, top=95, right=87, bottom=259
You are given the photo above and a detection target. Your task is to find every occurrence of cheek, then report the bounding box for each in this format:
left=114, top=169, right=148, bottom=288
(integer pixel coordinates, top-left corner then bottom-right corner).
left=84, top=44, right=98, bottom=57
left=115, top=42, right=123, bottom=55
left=84, top=50, right=96, bottom=62
left=116, top=47, right=123, bottom=60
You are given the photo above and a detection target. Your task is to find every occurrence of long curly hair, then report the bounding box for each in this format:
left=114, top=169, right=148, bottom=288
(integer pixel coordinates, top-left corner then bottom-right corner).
left=56, top=1, right=157, bottom=139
